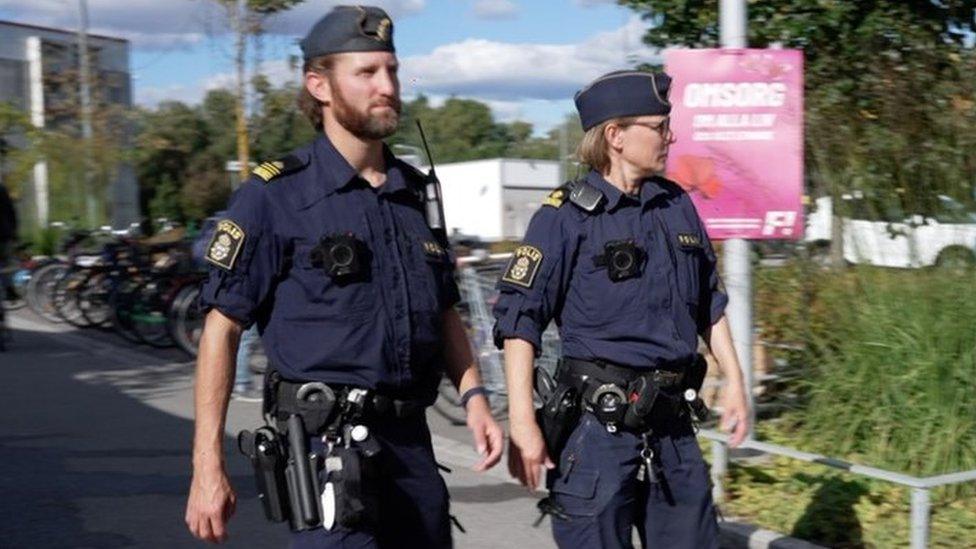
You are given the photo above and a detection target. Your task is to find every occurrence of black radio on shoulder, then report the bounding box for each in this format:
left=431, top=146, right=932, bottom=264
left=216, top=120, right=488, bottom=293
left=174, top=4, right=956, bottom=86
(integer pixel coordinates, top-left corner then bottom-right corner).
left=311, top=233, right=370, bottom=281
left=593, top=239, right=646, bottom=282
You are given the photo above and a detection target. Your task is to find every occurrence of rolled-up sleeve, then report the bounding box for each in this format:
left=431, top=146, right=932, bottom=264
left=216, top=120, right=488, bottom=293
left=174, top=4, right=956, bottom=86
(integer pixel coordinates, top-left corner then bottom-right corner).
left=492, top=205, right=576, bottom=355
left=199, top=181, right=280, bottom=327
left=697, top=218, right=728, bottom=335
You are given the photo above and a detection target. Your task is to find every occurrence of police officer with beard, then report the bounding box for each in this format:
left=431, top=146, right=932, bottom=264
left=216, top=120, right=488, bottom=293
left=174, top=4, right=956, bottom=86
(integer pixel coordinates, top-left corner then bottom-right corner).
left=493, top=70, right=751, bottom=548
left=185, top=6, right=503, bottom=547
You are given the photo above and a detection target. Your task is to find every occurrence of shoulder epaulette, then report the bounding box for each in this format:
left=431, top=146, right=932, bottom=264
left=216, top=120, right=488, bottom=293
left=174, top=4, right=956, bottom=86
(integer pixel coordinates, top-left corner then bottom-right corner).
left=542, top=185, right=570, bottom=208
left=252, top=154, right=308, bottom=183
left=566, top=179, right=604, bottom=212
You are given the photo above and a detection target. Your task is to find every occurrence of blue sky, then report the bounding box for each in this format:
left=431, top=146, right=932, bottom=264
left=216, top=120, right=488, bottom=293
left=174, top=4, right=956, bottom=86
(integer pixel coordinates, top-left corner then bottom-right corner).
left=0, top=0, right=660, bottom=132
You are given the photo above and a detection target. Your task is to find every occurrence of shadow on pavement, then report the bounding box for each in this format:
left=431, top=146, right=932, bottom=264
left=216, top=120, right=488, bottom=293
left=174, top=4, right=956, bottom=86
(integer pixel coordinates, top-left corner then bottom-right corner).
left=449, top=482, right=544, bottom=505
left=790, top=476, right=868, bottom=548
left=0, top=326, right=289, bottom=548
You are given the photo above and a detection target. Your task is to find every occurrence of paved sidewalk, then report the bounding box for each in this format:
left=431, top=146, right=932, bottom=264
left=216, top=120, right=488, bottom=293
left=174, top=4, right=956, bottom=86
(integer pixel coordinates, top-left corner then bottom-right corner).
left=1, top=311, right=817, bottom=549
left=0, top=312, right=551, bottom=548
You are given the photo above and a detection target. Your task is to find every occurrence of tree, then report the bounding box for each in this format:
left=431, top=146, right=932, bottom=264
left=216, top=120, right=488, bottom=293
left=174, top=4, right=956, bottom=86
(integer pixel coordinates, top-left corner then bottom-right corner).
left=250, top=75, right=316, bottom=160
left=132, top=101, right=211, bottom=220
left=215, top=0, right=305, bottom=183
left=621, top=1, right=976, bottom=201
left=622, top=0, right=976, bottom=264
left=389, top=95, right=570, bottom=166
left=0, top=103, right=43, bottom=202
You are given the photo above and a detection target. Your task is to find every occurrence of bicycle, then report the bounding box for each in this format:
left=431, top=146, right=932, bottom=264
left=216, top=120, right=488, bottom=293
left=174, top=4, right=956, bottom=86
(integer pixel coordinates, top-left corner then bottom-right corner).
left=432, top=255, right=561, bottom=425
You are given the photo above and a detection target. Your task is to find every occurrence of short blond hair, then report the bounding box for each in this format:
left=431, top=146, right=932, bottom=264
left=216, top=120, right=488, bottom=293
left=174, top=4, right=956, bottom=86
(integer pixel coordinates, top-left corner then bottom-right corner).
left=575, top=116, right=638, bottom=173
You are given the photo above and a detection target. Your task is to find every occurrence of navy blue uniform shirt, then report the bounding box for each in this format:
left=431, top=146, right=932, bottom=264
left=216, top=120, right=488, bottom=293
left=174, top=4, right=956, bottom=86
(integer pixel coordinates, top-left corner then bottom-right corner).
left=200, top=134, right=460, bottom=395
left=493, top=170, right=727, bottom=368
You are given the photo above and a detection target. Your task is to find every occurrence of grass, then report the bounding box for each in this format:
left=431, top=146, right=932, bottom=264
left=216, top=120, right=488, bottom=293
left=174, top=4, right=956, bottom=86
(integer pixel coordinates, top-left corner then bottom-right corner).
left=789, top=267, right=976, bottom=484
left=721, top=263, right=976, bottom=547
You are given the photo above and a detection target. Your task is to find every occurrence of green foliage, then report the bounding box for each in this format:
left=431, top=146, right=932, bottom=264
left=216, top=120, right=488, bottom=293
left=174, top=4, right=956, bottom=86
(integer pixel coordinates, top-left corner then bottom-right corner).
left=790, top=268, right=976, bottom=484
left=714, top=426, right=976, bottom=548
left=0, top=102, right=42, bottom=202
left=749, top=264, right=976, bottom=502
left=250, top=76, right=316, bottom=160
left=391, top=96, right=544, bottom=162
left=621, top=0, right=976, bottom=210
left=147, top=175, right=181, bottom=223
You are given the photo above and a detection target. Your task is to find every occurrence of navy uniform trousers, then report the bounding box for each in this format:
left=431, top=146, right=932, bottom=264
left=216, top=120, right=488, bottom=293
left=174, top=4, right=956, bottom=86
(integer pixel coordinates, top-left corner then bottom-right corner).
left=548, top=413, right=719, bottom=549
left=290, top=414, right=452, bottom=549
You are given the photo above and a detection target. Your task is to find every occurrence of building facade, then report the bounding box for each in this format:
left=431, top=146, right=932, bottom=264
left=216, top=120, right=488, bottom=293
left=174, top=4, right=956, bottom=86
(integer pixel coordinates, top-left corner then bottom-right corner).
left=0, top=20, right=139, bottom=232
left=434, top=158, right=561, bottom=242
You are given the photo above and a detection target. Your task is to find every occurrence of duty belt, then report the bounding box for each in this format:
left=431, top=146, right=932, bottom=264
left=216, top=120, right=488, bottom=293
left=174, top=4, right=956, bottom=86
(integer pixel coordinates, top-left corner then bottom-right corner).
left=268, top=377, right=427, bottom=435
left=557, top=357, right=685, bottom=391
left=558, top=357, right=691, bottom=434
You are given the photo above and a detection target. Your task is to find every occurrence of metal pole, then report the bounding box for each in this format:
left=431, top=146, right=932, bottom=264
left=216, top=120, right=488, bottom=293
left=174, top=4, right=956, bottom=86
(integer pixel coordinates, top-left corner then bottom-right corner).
left=77, top=0, right=96, bottom=225
left=910, top=488, right=930, bottom=549
left=557, top=121, right=568, bottom=183
left=711, top=440, right=728, bottom=503
left=234, top=0, right=250, bottom=186
left=26, top=36, right=49, bottom=228
left=719, top=0, right=754, bottom=439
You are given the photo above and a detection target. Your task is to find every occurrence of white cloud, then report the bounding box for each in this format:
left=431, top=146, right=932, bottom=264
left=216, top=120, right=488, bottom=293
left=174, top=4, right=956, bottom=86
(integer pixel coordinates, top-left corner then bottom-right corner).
left=400, top=16, right=659, bottom=101
left=0, top=0, right=426, bottom=49
left=134, top=17, right=658, bottom=133
left=471, top=0, right=519, bottom=20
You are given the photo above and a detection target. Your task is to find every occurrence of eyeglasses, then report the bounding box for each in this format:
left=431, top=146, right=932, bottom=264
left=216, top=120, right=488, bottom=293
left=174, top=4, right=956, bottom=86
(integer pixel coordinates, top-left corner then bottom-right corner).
left=620, top=119, right=672, bottom=139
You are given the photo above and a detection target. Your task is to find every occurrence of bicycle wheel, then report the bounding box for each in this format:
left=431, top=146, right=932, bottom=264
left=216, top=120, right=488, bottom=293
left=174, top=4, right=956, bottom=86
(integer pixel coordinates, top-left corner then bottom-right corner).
left=53, top=269, right=92, bottom=327
left=26, top=262, right=68, bottom=323
left=168, top=283, right=204, bottom=357
left=130, top=280, right=175, bottom=348
left=109, top=278, right=144, bottom=344
left=77, top=271, right=113, bottom=328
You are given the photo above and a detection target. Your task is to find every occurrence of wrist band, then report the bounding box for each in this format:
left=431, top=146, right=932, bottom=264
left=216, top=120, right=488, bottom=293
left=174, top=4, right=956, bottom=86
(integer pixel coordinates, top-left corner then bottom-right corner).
left=459, top=386, right=489, bottom=408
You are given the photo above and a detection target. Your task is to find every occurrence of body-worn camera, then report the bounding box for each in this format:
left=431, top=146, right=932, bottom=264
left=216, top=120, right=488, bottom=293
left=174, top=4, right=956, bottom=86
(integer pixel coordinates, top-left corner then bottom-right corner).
left=310, top=233, right=369, bottom=281
left=593, top=239, right=646, bottom=282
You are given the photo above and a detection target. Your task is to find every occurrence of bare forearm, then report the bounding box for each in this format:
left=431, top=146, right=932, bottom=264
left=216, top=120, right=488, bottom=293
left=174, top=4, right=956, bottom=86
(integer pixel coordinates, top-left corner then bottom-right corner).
left=441, top=308, right=484, bottom=395
left=503, top=338, right=536, bottom=423
left=704, top=315, right=743, bottom=384
left=191, top=310, right=242, bottom=471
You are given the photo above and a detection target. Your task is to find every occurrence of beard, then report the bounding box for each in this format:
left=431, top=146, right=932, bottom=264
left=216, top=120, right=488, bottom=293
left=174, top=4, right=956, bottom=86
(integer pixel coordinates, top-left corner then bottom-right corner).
left=330, top=82, right=401, bottom=140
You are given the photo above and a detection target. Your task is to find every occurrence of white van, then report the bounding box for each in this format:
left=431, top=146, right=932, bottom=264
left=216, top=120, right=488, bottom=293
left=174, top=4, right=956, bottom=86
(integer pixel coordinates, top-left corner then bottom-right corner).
left=805, top=194, right=976, bottom=268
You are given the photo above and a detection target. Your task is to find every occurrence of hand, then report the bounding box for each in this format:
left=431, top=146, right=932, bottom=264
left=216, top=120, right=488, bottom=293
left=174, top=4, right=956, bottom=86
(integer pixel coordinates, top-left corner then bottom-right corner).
left=507, top=418, right=555, bottom=491
left=721, top=382, right=750, bottom=448
left=465, top=396, right=504, bottom=472
left=185, top=464, right=236, bottom=543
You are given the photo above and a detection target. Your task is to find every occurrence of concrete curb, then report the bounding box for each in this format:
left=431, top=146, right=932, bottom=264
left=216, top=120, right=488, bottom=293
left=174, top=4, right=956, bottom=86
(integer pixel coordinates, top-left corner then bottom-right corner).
left=719, top=520, right=827, bottom=549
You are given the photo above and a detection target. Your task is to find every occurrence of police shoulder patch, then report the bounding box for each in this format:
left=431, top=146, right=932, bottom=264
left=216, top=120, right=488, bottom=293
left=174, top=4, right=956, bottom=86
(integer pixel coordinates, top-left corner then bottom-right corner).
left=501, top=245, right=543, bottom=288
left=251, top=154, right=308, bottom=183
left=205, top=219, right=245, bottom=270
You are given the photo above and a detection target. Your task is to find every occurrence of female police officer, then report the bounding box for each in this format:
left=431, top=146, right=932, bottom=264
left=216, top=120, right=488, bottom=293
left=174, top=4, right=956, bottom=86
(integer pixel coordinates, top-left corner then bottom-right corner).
left=493, top=70, right=750, bottom=548
left=185, top=6, right=503, bottom=547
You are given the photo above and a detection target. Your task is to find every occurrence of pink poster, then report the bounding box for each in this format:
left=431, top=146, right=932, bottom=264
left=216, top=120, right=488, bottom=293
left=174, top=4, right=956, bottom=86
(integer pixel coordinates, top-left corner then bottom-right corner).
left=664, top=49, right=804, bottom=240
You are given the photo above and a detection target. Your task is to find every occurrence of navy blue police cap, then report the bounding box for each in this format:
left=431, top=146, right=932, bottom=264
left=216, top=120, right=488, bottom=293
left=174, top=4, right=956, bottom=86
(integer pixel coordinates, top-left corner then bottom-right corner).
left=574, top=70, right=672, bottom=131
left=300, top=5, right=395, bottom=60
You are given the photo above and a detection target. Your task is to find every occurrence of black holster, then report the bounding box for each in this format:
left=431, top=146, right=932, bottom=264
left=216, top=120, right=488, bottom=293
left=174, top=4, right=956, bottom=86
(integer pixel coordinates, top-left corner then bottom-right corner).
left=243, top=373, right=402, bottom=533
left=238, top=427, right=290, bottom=524
left=534, top=366, right=582, bottom=460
